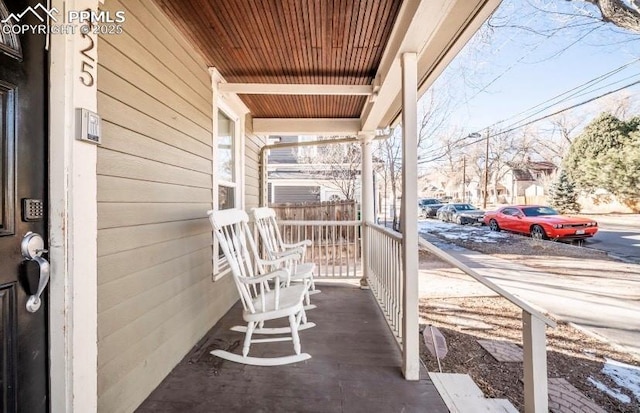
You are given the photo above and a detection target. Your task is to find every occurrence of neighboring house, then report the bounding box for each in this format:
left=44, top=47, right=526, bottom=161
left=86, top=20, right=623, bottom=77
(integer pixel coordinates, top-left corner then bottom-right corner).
left=420, top=160, right=556, bottom=206
left=267, top=136, right=362, bottom=203
left=419, top=172, right=450, bottom=198
left=462, top=177, right=484, bottom=205
left=420, top=172, right=473, bottom=204
left=0, top=1, right=536, bottom=413
left=501, top=161, right=557, bottom=204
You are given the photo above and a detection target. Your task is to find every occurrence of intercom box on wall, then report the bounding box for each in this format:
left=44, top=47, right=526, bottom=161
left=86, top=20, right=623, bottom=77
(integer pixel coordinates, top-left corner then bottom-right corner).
left=75, top=108, right=102, bottom=144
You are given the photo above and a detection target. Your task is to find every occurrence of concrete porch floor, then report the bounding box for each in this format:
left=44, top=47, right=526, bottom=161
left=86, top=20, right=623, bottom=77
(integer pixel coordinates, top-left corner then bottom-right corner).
left=136, top=283, right=448, bottom=412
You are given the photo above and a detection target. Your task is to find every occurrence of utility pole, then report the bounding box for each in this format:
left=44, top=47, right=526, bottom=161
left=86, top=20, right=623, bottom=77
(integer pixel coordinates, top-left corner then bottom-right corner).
left=464, top=132, right=481, bottom=205
left=483, top=129, right=489, bottom=209
left=462, top=157, right=466, bottom=203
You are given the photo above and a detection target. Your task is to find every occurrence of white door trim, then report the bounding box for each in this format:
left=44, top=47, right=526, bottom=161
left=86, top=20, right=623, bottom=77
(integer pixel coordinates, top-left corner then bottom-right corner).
left=49, top=1, right=100, bottom=411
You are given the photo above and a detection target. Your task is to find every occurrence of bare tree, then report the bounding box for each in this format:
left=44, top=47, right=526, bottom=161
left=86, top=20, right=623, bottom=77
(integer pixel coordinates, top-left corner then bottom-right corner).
left=550, top=113, right=584, bottom=144
left=376, top=86, right=456, bottom=229
left=581, top=0, right=640, bottom=33
left=485, top=0, right=640, bottom=64
left=298, top=140, right=361, bottom=201
left=377, top=126, right=477, bottom=229
left=519, top=113, right=586, bottom=165
left=518, top=91, right=638, bottom=166
left=482, top=132, right=514, bottom=203
left=377, top=130, right=403, bottom=229
left=461, top=128, right=546, bottom=204
left=598, top=89, right=640, bottom=118
left=416, top=89, right=457, bottom=159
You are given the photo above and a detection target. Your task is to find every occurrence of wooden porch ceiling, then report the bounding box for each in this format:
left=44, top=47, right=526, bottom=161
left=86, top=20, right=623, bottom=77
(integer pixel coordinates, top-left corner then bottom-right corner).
left=154, top=0, right=402, bottom=119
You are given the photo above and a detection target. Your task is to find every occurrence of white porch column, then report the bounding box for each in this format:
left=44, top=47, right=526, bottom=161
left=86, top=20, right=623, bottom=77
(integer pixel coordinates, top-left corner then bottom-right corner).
left=359, top=133, right=375, bottom=289
left=400, top=52, right=420, bottom=381
left=523, top=312, right=550, bottom=413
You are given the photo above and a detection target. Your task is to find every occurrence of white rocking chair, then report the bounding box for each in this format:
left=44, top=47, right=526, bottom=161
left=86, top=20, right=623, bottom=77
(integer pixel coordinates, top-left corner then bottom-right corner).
left=251, top=207, right=320, bottom=298
left=208, top=208, right=314, bottom=366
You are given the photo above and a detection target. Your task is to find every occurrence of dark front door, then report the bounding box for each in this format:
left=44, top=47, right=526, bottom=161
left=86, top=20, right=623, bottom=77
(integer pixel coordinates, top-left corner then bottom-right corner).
left=0, top=0, right=49, bottom=412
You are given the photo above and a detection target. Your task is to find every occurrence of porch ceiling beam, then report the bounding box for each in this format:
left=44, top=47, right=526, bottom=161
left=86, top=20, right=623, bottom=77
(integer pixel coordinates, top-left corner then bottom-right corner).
left=252, top=118, right=361, bottom=136
left=360, top=0, right=501, bottom=131
left=219, top=83, right=374, bottom=96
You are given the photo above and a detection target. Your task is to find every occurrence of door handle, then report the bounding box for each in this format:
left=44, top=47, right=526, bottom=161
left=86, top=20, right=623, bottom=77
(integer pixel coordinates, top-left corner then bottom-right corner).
left=21, top=232, right=50, bottom=313
left=24, top=255, right=49, bottom=313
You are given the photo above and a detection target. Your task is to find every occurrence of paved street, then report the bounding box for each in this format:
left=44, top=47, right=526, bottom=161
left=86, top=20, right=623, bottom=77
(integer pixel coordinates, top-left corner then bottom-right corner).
left=419, top=234, right=640, bottom=357
left=583, top=214, right=640, bottom=263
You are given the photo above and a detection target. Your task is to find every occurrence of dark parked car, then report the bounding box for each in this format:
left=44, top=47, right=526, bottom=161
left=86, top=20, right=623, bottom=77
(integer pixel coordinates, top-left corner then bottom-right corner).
left=419, top=198, right=445, bottom=218
left=437, top=203, right=485, bottom=225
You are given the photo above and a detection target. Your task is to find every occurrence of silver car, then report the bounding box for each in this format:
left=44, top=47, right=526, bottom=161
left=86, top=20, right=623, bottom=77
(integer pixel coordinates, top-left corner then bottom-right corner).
left=437, top=203, right=485, bottom=225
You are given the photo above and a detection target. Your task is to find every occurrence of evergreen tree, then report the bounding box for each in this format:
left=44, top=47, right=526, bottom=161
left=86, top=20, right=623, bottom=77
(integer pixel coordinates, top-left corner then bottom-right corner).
left=599, top=132, right=640, bottom=202
left=563, top=113, right=640, bottom=211
left=548, top=170, right=581, bottom=214
left=564, top=113, right=630, bottom=191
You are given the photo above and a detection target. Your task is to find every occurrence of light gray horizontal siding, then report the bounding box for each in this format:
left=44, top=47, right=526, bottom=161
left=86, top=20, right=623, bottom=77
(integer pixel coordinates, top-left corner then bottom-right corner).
left=96, top=1, right=237, bottom=412
left=274, top=186, right=322, bottom=203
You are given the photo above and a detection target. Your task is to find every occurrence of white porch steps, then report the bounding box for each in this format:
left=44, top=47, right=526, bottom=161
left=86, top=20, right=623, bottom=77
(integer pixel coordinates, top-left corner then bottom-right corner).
left=429, top=373, right=518, bottom=413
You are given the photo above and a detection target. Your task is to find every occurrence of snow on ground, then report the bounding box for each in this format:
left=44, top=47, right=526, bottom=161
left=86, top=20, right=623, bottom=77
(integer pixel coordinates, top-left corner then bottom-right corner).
left=418, top=219, right=509, bottom=243
left=604, top=358, right=640, bottom=401
left=588, top=358, right=640, bottom=404
left=588, top=377, right=631, bottom=403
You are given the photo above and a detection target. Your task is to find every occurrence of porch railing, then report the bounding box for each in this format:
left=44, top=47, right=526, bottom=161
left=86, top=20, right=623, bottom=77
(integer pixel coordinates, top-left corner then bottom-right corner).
left=277, top=220, right=361, bottom=278
left=362, top=221, right=556, bottom=413
left=364, top=222, right=403, bottom=343
left=278, top=217, right=554, bottom=412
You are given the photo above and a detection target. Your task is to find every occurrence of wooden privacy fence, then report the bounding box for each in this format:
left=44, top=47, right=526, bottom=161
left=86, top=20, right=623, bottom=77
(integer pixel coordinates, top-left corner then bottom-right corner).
left=269, top=200, right=358, bottom=221
left=268, top=200, right=361, bottom=278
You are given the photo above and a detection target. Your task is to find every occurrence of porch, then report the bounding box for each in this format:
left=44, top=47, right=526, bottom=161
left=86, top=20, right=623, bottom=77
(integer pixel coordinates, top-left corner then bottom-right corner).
left=42, top=0, right=537, bottom=412
left=131, top=215, right=556, bottom=412
left=136, top=283, right=448, bottom=413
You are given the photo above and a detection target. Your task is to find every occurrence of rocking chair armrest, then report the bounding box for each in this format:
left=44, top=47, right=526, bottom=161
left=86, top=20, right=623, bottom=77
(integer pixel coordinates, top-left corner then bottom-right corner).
left=272, top=247, right=305, bottom=259
left=281, top=240, right=312, bottom=249
left=238, top=269, right=288, bottom=285
left=257, top=253, right=302, bottom=268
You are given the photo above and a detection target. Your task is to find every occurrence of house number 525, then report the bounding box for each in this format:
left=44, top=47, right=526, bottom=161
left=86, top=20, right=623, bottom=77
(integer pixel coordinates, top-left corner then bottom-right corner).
left=79, top=20, right=96, bottom=87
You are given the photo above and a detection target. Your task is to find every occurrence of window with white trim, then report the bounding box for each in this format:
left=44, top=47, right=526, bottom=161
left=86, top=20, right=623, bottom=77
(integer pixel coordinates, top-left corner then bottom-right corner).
left=213, top=106, right=244, bottom=276
left=217, top=110, right=236, bottom=210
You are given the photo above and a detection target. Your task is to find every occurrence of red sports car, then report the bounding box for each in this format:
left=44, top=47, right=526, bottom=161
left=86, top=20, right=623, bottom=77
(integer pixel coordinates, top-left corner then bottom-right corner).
left=483, top=205, right=598, bottom=240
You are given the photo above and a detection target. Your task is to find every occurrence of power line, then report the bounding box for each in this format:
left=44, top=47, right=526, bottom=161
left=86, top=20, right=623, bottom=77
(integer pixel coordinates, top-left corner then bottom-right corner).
left=456, top=10, right=556, bottom=109
left=416, top=62, right=640, bottom=166
left=459, top=39, right=550, bottom=109
left=423, top=77, right=640, bottom=161
left=491, top=79, right=640, bottom=137
left=499, top=72, right=640, bottom=132
left=460, top=15, right=611, bottom=112
left=491, top=58, right=640, bottom=127
left=558, top=71, right=640, bottom=101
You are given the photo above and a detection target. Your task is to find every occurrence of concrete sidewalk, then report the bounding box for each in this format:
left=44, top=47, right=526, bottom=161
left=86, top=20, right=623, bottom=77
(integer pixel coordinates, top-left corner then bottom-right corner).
left=419, top=236, right=640, bottom=357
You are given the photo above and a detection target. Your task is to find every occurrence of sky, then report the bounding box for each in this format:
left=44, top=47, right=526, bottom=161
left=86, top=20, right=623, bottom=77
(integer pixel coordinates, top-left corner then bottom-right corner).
left=427, top=0, right=640, bottom=136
